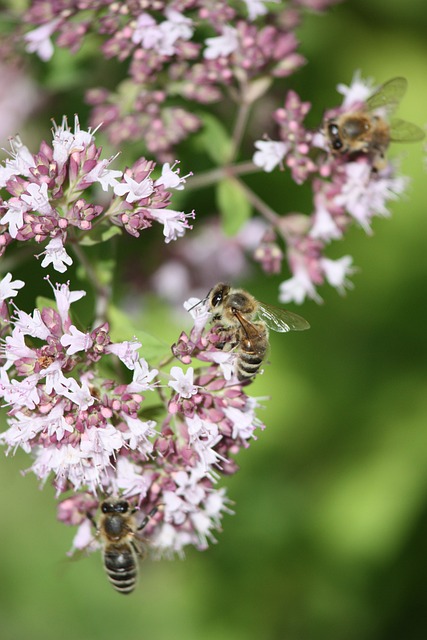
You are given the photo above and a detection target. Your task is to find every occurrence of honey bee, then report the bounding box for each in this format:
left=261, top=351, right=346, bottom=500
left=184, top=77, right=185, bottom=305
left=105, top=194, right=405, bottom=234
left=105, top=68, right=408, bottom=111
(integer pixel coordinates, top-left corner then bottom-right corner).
left=90, top=499, right=157, bottom=595
left=207, top=283, right=310, bottom=381
left=325, top=77, right=425, bottom=170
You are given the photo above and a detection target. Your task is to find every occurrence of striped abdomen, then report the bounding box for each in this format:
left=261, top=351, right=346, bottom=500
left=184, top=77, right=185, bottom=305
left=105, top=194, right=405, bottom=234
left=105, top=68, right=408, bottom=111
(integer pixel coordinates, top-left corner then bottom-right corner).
left=103, top=543, right=139, bottom=594
left=236, top=323, right=268, bottom=381
left=236, top=351, right=265, bottom=380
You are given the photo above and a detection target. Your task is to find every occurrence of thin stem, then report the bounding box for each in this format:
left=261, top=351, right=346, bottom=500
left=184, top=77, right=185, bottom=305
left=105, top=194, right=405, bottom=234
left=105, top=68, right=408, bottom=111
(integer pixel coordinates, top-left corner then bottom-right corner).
left=186, top=161, right=260, bottom=191
left=229, top=101, right=252, bottom=163
left=70, top=243, right=111, bottom=327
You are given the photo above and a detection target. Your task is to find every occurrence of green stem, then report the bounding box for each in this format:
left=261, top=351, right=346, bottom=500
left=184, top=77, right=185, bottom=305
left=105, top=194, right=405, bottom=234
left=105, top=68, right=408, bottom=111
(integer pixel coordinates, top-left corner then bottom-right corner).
left=186, top=161, right=260, bottom=191
left=70, top=242, right=111, bottom=327
left=229, top=101, right=252, bottom=163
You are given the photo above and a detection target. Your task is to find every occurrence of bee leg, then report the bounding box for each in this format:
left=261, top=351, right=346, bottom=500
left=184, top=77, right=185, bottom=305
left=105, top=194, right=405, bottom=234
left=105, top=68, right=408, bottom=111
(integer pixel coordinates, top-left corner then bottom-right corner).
left=137, top=506, right=158, bottom=532
left=215, top=326, right=238, bottom=351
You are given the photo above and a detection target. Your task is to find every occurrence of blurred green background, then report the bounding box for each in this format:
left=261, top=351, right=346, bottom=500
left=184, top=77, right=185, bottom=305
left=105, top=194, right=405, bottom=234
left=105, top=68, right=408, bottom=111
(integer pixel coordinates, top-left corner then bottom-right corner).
left=1, top=1, right=427, bottom=639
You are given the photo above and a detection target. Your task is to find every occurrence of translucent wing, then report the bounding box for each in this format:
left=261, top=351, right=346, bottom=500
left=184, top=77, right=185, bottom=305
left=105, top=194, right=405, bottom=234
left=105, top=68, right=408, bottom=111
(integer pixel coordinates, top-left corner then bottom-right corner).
left=366, top=77, right=407, bottom=113
left=257, top=302, right=310, bottom=333
left=389, top=118, right=425, bottom=142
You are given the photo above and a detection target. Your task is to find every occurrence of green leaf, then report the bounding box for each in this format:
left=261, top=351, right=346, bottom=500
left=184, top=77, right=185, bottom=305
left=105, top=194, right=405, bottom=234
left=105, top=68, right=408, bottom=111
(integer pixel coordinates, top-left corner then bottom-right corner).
left=108, top=305, right=171, bottom=364
left=195, top=113, right=233, bottom=164
left=216, top=178, right=252, bottom=236
left=79, top=224, right=122, bottom=246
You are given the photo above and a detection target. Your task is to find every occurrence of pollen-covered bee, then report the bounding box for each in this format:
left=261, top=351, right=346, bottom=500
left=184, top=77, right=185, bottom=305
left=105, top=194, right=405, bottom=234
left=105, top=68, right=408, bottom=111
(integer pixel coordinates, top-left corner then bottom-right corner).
left=90, top=499, right=157, bottom=595
left=325, top=77, right=425, bottom=170
left=207, top=283, right=310, bottom=381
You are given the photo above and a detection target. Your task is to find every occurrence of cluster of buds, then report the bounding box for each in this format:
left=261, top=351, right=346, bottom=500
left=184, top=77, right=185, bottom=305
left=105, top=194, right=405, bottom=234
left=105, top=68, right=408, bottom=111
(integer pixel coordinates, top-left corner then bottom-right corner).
left=0, top=116, right=194, bottom=270
left=253, top=73, right=410, bottom=303
left=0, top=274, right=265, bottom=557
left=21, top=0, right=342, bottom=161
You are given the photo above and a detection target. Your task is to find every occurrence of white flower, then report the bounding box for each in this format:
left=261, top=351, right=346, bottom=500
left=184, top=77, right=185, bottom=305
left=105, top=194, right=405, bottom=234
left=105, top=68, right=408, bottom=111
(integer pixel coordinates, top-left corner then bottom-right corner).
left=127, top=358, right=159, bottom=393
left=163, top=491, right=193, bottom=526
left=334, top=162, right=407, bottom=234
left=51, top=115, right=96, bottom=170
left=52, top=282, right=86, bottom=326
left=0, top=273, right=25, bottom=301
left=132, top=10, right=193, bottom=56
left=224, top=405, right=257, bottom=441
left=43, top=403, right=74, bottom=441
left=132, top=13, right=159, bottom=47
left=60, top=377, right=95, bottom=410
left=84, top=158, right=123, bottom=191
left=320, top=255, right=356, bottom=294
left=114, top=457, right=151, bottom=500
left=0, top=407, right=44, bottom=453
left=13, top=308, right=50, bottom=340
left=23, top=19, right=60, bottom=61
left=0, top=135, right=35, bottom=188
left=2, top=327, right=36, bottom=368
left=337, top=70, right=375, bottom=108
left=113, top=175, right=154, bottom=203
left=1, top=374, right=40, bottom=410
left=183, top=296, right=211, bottom=334
left=158, top=8, right=194, bottom=56
left=60, top=325, right=94, bottom=355
left=105, top=340, right=142, bottom=369
left=39, top=237, right=73, bottom=273
left=279, top=268, right=322, bottom=305
left=0, top=199, right=28, bottom=238
left=155, top=161, right=191, bottom=190
left=244, top=0, right=279, bottom=20
left=253, top=140, right=288, bottom=173
left=148, top=208, right=194, bottom=243
left=21, top=182, right=52, bottom=215
left=310, top=204, right=343, bottom=241
left=201, top=351, right=236, bottom=381
left=204, top=26, right=239, bottom=60
left=122, top=415, right=156, bottom=452
left=168, top=366, right=199, bottom=398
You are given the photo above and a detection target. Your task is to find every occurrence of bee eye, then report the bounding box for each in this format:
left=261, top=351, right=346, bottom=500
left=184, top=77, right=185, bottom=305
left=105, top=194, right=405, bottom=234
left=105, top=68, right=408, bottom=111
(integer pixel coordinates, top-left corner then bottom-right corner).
left=101, top=502, right=113, bottom=513
left=211, top=293, right=223, bottom=307
left=332, top=139, right=343, bottom=150
left=115, top=501, right=129, bottom=513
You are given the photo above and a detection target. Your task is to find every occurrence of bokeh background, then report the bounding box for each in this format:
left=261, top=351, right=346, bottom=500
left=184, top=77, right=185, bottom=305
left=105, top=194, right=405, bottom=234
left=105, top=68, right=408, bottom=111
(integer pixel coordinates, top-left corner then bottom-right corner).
left=1, top=1, right=427, bottom=639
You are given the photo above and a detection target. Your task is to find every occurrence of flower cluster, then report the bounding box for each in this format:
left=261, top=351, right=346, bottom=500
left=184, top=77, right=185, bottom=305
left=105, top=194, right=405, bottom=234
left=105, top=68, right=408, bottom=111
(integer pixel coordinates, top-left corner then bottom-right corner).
left=0, top=116, right=194, bottom=270
left=253, top=73, right=410, bottom=303
left=21, top=0, right=341, bottom=161
left=0, top=274, right=265, bottom=557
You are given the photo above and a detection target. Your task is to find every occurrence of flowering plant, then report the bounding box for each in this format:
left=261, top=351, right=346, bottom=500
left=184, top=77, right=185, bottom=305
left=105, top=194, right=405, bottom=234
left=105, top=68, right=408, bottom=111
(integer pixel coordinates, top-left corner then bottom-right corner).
left=0, top=0, right=424, bottom=574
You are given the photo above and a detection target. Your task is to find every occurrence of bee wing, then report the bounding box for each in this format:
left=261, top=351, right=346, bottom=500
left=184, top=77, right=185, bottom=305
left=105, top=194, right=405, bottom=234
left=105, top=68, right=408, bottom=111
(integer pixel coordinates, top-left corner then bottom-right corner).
left=389, top=118, right=426, bottom=142
left=257, top=302, right=310, bottom=333
left=234, top=310, right=265, bottom=340
left=366, top=77, right=407, bottom=113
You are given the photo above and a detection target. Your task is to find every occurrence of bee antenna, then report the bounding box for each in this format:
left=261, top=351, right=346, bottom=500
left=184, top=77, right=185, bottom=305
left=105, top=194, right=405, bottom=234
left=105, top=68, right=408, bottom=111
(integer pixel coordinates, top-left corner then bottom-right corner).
left=187, top=295, right=208, bottom=312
